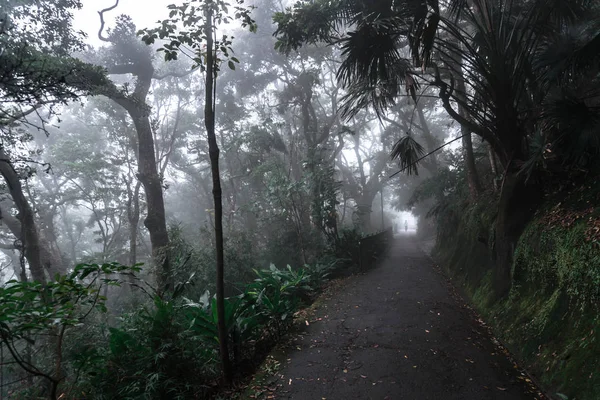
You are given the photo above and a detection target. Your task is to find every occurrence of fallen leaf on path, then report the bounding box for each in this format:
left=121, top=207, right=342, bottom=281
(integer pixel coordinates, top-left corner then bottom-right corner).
left=360, top=375, right=367, bottom=379
left=497, top=387, right=507, bottom=391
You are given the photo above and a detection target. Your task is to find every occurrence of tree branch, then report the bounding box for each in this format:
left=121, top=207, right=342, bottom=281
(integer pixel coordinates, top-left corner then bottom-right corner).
left=433, top=65, right=506, bottom=162
left=98, top=0, right=120, bottom=42
left=0, top=241, right=16, bottom=250
left=105, top=64, right=138, bottom=75
left=0, top=104, right=43, bottom=126
left=153, top=69, right=194, bottom=80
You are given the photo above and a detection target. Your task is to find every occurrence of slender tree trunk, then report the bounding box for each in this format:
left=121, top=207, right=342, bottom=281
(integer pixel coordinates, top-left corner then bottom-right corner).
left=450, top=46, right=482, bottom=199
left=414, top=102, right=439, bottom=173
left=463, top=131, right=481, bottom=197
left=59, top=205, right=78, bottom=264
left=0, top=146, right=46, bottom=283
left=127, top=181, right=142, bottom=266
left=455, top=80, right=482, bottom=198
left=488, top=144, right=499, bottom=191
left=204, top=6, right=232, bottom=385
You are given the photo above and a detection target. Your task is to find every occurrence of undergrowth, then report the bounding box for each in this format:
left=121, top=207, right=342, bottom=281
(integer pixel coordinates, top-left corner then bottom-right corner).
left=0, top=229, right=368, bottom=400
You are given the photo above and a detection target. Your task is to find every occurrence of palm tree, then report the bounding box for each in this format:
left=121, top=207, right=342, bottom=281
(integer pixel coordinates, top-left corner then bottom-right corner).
left=274, top=0, right=600, bottom=294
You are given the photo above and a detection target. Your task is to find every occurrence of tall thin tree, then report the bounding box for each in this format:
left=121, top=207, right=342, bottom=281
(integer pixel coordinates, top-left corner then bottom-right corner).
left=203, top=3, right=232, bottom=384
left=139, top=0, right=256, bottom=383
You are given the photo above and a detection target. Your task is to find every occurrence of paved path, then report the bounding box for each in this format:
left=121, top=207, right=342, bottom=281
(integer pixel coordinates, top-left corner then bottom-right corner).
left=272, top=237, right=543, bottom=400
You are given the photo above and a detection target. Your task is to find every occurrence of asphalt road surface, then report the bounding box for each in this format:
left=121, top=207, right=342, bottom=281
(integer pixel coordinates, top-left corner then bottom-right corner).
left=272, top=237, right=543, bottom=400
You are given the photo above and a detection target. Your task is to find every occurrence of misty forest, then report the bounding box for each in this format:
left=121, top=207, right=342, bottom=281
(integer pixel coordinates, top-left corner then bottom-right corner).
left=0, top=0, right=599, bottom=399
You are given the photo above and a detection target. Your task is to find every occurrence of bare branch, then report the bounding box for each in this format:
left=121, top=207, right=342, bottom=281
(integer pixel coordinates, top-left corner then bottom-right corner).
left=98, top=0, right=120, bottom=42
left=0, top=104, right=42, bottom=126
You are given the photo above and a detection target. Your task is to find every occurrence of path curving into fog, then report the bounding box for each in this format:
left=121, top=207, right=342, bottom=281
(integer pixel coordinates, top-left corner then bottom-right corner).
left=271, top=237, right=543, bottom=400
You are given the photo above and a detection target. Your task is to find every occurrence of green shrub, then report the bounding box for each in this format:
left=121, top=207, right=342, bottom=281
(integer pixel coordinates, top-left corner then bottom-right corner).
left=81, top=258, right=339, bottom=399
left=89, top=295, right=220, bottom=400
left=3, top=225, right=363, bottom=400
left=326, top=228, right=361, bottom=271
left=0, top=263, right=140, bottom=400
left=246, top=264, right=313, bottom=336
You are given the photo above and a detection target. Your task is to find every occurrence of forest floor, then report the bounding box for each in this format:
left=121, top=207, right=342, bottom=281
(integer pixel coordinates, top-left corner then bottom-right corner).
left=256, top=235, right=547, bottom=400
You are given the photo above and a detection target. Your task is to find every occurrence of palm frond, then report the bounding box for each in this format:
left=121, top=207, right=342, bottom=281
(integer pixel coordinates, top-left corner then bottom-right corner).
left=542, top=85, right=600, bottom=167
left=518, top=129, right=548, bottom=182
left=390, top=134, right=426, bottom=175
left=447, top=0, right=470, bottom=20
left=535, top=20, right=600, bottom=84
left=337, top=16, right=406, bottom=86
left=339, top=59, right=417, bottom=119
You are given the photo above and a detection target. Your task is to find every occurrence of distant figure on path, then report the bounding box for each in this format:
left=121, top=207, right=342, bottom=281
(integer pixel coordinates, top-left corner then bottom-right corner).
left=404, top=220, right=408, bottom=232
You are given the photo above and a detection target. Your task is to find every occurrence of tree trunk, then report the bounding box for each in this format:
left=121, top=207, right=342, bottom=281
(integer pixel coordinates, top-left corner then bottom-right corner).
left=204, top=8, right=232, bottom=385
left=462, top=131, right=481, bottom=198
left=355, top=192, right=375, bottom=234
left=99, top=56, right=171, bottom=289
left=414, top=102, right=439, bottom=173
left=130, top=110, right=171, bottom=288
left=450, top=45, right=482, bottom=199
left=125, top=179, right=141, bottom=293
left=488, top=144, right=499, bottom=191
left=493, top=172, right=543, bottom=296
left=59, top=205, right=78, bottom=264
left=127, top=181, right=142, bottom=267
left=0, top=146, right=46, bottom=283
left=455, top=80, right=482, bottom=199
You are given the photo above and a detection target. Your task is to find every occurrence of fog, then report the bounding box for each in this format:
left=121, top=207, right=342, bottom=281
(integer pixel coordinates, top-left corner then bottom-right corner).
left=0, top=0, right=465, bottom=284
left=0, top=0, right=492, bottom=396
